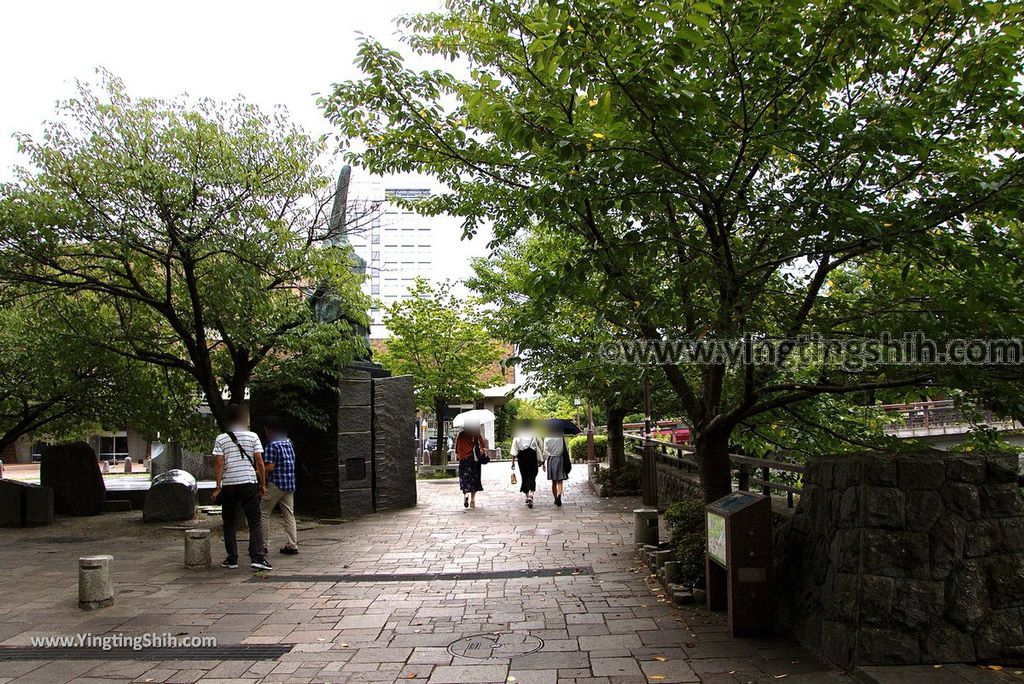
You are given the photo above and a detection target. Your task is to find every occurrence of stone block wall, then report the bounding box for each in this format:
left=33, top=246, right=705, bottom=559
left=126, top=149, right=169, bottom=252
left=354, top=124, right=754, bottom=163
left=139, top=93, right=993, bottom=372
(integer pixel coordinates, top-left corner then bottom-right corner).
left=372, top=375, right=417, bottom=512
left=250, top=368, right=417, bottom=519
left=776, top=450, right=1024, bottom=668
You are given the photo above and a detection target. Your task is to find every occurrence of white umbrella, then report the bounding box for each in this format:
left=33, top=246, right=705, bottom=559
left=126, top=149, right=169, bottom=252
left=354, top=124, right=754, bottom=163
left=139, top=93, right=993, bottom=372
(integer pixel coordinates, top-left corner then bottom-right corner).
left=452, top=409, right=496, bottom=430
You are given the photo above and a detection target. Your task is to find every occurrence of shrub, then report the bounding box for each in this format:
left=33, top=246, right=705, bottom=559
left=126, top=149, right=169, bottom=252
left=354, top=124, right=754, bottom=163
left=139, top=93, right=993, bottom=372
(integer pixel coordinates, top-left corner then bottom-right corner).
left=663, top=499, right=706, bottom=588
left=497, top=438, right=512, bottom=458
left=592, top=460, right=641, bottom=496
left=568, top=434, right=608, bottom=462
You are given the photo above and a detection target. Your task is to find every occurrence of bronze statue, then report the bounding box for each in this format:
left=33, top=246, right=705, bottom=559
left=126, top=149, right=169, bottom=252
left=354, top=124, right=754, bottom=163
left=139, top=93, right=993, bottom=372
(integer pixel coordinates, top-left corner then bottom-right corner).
left=310, top=165, right=372, bottom=361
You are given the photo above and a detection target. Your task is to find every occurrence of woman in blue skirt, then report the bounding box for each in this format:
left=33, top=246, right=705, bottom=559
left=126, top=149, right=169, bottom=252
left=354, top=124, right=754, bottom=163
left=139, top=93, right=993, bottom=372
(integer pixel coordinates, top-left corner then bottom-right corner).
left=455, top=425, right=486, bottom=508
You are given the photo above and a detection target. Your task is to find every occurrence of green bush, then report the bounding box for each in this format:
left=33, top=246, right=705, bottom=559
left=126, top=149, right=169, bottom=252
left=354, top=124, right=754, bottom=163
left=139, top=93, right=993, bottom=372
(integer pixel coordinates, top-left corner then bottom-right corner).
left=592, top=460, right=641, bottom=496
left=497, top=438, right=512, bottom=458
left=567, top=434, right=608, bottom=462
left=663, top=499, right=706, bottom=588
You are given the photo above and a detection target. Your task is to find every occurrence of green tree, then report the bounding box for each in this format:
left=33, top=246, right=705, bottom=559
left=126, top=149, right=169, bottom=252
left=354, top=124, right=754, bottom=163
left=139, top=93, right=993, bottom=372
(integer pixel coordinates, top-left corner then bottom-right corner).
left=324, top=0, right=1024, bottom=501
left=0, top=290, right=202, bottom=455
left=471, top=234, right=678, bottom=470
left=379, top=278, right=504, bottom=464
left=0, top=72, right=370, bottom=430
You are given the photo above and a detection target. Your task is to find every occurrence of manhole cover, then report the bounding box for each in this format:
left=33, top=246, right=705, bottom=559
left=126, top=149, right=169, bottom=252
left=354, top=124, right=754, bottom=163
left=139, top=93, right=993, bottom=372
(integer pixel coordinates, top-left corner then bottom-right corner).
left=448, top=633, right=543, bottom=659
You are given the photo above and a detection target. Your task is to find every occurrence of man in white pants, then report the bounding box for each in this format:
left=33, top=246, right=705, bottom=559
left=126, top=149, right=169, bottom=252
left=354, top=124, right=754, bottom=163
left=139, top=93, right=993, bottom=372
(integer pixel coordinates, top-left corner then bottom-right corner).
left=260, top=416, right=299, bottom=555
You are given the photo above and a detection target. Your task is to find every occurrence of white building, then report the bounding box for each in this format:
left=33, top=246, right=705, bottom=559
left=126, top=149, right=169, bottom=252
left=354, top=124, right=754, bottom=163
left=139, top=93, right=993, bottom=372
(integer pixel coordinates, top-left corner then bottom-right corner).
left=347, top=174, right=493, bottom=339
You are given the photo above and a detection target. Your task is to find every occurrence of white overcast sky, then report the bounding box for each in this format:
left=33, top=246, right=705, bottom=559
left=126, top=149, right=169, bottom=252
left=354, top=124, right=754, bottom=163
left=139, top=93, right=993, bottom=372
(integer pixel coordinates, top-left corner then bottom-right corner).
left=0, top=0, right=443, bottom=180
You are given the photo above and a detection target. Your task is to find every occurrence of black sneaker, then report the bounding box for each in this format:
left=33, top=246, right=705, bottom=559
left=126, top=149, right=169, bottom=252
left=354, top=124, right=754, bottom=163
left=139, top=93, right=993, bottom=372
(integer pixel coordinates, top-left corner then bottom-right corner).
left=221, top=558, right=238, bottom=569
left=280, top=546, right=299, bottom=555
left=526, top=499, right=534, bottom=509
left=555, top=495, right=563, bottom=507
left=251, top=558, right=273, bottom=571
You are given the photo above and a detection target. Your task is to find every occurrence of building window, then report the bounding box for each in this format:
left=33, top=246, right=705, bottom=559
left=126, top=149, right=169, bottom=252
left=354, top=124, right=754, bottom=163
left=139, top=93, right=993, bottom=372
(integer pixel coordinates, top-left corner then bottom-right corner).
left=98, top=432, right=129, bottom=461
left=371, top=283, right=380, bottom=295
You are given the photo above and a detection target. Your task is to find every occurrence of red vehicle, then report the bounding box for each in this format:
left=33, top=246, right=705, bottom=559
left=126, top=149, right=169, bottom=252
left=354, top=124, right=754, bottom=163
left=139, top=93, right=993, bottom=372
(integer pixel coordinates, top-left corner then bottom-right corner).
left=653, top=422, right=692, bottom=445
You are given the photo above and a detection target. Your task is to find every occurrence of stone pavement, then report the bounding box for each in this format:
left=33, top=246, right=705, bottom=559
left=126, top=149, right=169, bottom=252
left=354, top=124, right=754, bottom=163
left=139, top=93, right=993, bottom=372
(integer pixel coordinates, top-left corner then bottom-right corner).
left=0, top=465, right=852, bottom=683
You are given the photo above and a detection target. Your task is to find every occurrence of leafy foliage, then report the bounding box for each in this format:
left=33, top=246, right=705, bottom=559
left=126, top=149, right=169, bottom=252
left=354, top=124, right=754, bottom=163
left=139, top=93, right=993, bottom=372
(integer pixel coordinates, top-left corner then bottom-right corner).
left=568, top=434, right=607, bottom=462
left=0, top=72, right=369, bottom=430
left=378, top=278, right=505, bottom=463
left=324, top=0, right=1024, bottom=500
left=664, top=499, right=707, bottom=589
left=591, top=459, right=641, bottom=496
left=0, top=291, right=202, bottom=451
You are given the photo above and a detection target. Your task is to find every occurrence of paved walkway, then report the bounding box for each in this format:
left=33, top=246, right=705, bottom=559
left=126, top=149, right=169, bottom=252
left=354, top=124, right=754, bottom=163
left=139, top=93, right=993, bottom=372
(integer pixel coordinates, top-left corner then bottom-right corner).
left=0, top=465, right=846, bottom=683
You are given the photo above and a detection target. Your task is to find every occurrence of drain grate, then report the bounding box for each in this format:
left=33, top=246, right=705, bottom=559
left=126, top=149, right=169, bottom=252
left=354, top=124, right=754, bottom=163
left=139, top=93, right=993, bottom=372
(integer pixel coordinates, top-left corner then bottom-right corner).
left=249, top=567, right=594, bottom=583
left=0, top=644, right=293, bottom=661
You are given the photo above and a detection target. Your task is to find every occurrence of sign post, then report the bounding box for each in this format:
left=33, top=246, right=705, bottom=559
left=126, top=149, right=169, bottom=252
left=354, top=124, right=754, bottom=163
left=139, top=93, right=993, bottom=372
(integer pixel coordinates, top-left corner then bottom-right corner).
left=705, top=491, right=774, bottom=636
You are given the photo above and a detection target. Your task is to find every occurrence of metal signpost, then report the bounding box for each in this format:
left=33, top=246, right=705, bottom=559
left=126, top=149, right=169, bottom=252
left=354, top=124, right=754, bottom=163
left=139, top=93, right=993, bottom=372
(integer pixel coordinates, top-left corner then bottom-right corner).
left=705, top=491, right=774, bottom=637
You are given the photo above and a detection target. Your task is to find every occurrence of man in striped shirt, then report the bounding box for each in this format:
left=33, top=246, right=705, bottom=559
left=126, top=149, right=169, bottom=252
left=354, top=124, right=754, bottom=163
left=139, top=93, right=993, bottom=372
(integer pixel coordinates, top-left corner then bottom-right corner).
left=212, top=404, right=271, bottom=571
left=260, top=415, right=299, bottom=555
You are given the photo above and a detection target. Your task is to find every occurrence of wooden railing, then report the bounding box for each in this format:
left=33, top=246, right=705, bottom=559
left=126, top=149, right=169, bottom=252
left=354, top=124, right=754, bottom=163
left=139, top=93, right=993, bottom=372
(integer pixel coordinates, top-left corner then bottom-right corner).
left=623, top=433, right=805, bottom=508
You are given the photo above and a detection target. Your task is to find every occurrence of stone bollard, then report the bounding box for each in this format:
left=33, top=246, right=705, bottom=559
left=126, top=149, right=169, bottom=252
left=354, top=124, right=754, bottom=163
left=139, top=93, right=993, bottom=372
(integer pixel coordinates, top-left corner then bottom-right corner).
left=634, top=508, right=659, bottom=547
left=654, top=549, right=673, bottom=569
left=0, top=458, right=4, bottom=479
left=100, top=460, right=109, bottom=474
left=184, top=529, right=211, bottom=569
left=123, top=457, right=133, bottom=474
left=78, top=555, right=114, bottom=610
left=664, top=560, right=682, bottom=585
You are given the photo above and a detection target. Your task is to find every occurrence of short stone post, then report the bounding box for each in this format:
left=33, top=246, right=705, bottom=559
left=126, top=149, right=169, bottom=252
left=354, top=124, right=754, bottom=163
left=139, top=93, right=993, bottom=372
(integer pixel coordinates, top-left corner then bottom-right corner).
left=100, top=460, right=109, bottom=474
left=634, top=508, right=659, bottom=547
left=184, top=529, right=211, bottom=569
left=78, top=555, right=114, bottom=610
left=123, top=457, right=133, bottom=474
left=0, top=458, right=4, bottom=479
left=664, top=560, right=682, bottom=585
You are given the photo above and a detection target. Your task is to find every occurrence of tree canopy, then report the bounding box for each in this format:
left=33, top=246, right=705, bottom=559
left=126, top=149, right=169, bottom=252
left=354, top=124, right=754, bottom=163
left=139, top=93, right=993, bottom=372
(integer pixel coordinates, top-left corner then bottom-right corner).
left=378, top=278, right=505, bottom=463
left=325, top=0, right=1024, bottom=500
left=0, top=72, right=370, bottom=430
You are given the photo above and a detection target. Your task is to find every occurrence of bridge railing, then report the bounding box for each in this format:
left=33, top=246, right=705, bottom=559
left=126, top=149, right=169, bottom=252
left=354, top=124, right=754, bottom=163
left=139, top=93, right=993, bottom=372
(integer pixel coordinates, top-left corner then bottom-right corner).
left=623, top=433, right=805, bottom=508
left=881, top=399, right=1022, bottom=437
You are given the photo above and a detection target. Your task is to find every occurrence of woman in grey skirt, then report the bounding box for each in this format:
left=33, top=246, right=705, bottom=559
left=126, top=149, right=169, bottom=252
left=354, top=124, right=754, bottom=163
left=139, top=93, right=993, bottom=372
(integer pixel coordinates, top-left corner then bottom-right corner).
left=543, top=429, right=568, bottom=507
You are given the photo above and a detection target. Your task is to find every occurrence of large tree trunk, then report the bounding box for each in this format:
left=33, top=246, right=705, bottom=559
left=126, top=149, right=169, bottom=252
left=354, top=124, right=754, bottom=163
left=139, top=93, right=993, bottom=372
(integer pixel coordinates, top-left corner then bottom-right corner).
left=433, top=397, right=447, bottom=466
left=694, top=428, right=733, bottom=504
left=606, top=405, right=628, bottom=472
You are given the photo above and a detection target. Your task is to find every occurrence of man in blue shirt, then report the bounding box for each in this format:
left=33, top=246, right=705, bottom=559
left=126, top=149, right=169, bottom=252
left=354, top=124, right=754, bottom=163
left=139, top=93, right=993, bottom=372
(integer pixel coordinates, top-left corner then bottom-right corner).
left=259, top=416, right=298, bottom=555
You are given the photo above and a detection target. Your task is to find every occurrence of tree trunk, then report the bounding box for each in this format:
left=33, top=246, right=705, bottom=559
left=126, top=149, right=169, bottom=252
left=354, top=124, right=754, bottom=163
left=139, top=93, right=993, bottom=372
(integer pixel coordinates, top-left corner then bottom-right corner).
left=606, top=405, right=628, bottom=472
left=695, top=428, right=733, bottom=504
left=433, top=397, right=447, bottom=466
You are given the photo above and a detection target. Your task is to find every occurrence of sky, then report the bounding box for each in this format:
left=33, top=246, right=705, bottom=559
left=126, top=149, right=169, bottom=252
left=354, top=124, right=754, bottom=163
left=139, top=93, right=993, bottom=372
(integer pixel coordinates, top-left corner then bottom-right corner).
left=0, top=0, right=442, bottom=178
left=0, top=0, right=494, bottom=283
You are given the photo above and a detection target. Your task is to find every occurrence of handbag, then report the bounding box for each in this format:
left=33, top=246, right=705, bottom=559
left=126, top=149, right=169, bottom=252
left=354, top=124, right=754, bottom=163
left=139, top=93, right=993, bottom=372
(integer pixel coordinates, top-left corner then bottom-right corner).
left=561, top=438, right=572, bottom=475
left=473, top=440, right=490, bottom=465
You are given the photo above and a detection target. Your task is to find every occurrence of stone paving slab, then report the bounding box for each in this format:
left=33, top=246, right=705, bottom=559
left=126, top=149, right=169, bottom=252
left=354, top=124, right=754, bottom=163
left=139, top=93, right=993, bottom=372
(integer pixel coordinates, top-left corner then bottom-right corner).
left=0, top=464, right=928, bottom=683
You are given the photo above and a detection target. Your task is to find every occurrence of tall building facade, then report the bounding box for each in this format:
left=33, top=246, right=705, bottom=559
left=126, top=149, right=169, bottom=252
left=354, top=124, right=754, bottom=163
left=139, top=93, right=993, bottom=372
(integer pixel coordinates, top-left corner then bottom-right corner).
left=347, top=176, right=491, bottom=339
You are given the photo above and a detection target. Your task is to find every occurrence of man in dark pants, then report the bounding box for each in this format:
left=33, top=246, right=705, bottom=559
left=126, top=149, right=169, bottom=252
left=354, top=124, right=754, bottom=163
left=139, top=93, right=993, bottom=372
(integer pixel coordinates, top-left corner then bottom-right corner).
left=212, top=404, right=272, bottom=571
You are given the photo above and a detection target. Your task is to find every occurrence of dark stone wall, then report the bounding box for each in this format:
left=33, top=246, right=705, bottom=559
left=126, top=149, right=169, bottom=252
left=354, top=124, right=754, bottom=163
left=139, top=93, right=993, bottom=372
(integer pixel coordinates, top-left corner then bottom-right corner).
left=250, top=369, right=417, bottom=519
left=336, top=368, right=374, bottom=517
left=40, top=442, right=106, bottom=516
left=655, top=461, right=703, bottom=508
left=776, top=450, right=1024, bottom=668
left=373, top=375, right=417, bottom=511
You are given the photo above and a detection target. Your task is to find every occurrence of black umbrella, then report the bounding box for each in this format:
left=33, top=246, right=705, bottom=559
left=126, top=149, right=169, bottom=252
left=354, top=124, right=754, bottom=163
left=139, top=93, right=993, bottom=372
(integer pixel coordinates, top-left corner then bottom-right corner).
left=546, top=418, right=582, bottom=435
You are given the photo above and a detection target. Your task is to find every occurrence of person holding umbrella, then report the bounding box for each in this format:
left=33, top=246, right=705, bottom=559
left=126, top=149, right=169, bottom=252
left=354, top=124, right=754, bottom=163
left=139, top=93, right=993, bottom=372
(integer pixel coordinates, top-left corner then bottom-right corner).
left=454, top=417, right=489, bottom=509
left=543, top=419, right=578, bottom=507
